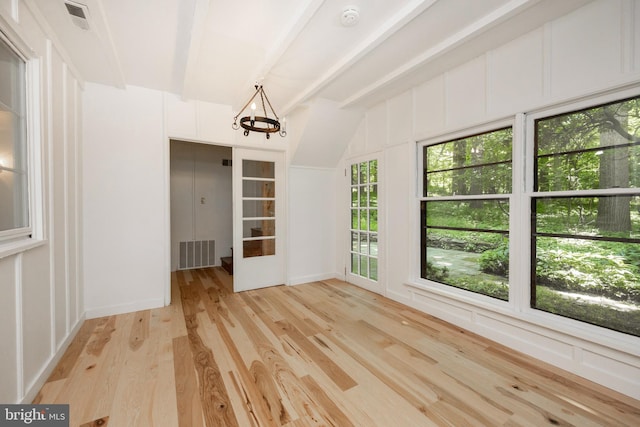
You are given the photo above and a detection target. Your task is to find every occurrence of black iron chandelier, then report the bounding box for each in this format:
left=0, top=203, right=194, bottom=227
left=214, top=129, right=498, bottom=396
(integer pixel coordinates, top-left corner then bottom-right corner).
left=232, top=85, right=286, bottom=139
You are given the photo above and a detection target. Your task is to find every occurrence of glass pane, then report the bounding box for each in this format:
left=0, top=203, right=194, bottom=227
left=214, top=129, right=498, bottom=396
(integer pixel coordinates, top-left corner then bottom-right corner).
left=243, top=219, right=275, bottom=238
left=370, top=233, right=378, bottom=256
left=243, top=200, right=275, bottom=218
left=351, top=164, right=358, bottom=186
left=370, top=257, right=378, bottom=281
left=535, top=196, right=640, bottom=239
left=0, top=39, right=25, bottom=111
left=0, top=38, right=27, bottom=234
left=369, top=184, right=378, bottom=207
left=425, top=163, right=512, bottom=197
left=243, top=239, right=275, bottom=258
left=359, top=162, right=368, bottom=184
left=0, top=111, right=19, bottom=169
left=359, top=209, right=368, bottom=231
left=359, top=185, right=367, bottom=207
left=424, top=128, right=512, bottom=197
left=351, top=232, right=358, bottom=252
left=369, top=209, right=378, bottom=232
left=360, top=255, right=369, bottom=279
left=243, top=180, right=274, bottom=198
left=243, top=160, right=274, bottom=178
left=422, top=222, right=509, bottom=300
left=351, top=252, right=359, bottom=274
left=0, top=170, right=28, bottom=231
left=351, top=187, right=358, bottom=207
left=533, top=236, right=640, bottom=336
left=351, top=209, right=358, bottom=230
left=369, top=160, right=378, bottom=183
left=359, top=233, right=368, bottom=254
left=536, top=146, right=640, bottom=192
left=536, top=96, right=640, bottom=191
left=426, top=200, right=509, bottom=231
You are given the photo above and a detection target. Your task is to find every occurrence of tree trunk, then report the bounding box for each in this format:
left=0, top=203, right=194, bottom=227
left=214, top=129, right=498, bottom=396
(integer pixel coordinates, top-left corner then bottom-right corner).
left=470, top=138, right=483, bottom=208
left=596, top=106, right=631, bottom=232
left=452, top=140, right=467, bottom=195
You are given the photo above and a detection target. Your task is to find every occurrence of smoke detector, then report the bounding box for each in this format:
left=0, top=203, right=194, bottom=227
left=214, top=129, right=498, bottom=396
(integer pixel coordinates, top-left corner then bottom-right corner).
left=341, top=6, right=360, bottom=27
left=64, top=1, right=90, bottom=31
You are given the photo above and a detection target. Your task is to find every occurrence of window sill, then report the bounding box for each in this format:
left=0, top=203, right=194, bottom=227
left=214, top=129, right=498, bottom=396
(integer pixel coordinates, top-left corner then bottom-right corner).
left=0, top=238, right=46, bottom=260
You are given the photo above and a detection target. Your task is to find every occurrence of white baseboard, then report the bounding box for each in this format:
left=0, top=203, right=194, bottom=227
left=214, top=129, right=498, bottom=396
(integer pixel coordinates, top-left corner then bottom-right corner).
left=21, top=315, right=86, bottom=404
left=85, top=297, right=165, bottom=319
left=289, top=272, right=337, bottom=286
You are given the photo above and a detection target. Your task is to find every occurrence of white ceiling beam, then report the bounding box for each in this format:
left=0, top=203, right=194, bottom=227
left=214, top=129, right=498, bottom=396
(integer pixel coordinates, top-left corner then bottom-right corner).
left=338, top=0, right=542, bottom=108
left=280, top=0, right=439, bottom=115
left=89, top=0, right=127, bottom=88
left=181, top=0, right=210, bottom=100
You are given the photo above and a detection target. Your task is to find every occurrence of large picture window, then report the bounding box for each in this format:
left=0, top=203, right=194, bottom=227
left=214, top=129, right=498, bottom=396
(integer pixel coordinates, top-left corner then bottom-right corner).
left=0, top=35, right=29, bottom=239
left=532, top=96, right=640, bottom=336
left=421, top=127, right=512, bottom=300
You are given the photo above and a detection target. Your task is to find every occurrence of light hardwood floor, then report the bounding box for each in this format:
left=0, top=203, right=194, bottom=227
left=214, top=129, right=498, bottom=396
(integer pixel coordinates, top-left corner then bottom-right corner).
left=35, top=267, right=640, bottom=426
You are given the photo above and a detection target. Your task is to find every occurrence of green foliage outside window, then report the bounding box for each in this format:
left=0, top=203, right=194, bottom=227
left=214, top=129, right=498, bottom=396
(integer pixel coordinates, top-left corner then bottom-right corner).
left=422, top=128, right=512, bottom=300
left=533, top=96, right=640, bottom=336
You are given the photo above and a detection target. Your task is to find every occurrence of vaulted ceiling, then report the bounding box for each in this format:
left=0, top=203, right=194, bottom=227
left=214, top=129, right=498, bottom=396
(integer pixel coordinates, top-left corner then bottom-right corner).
left=31, top=0, right=593, bottom=115
left=30, top=0, right=593, bottom=168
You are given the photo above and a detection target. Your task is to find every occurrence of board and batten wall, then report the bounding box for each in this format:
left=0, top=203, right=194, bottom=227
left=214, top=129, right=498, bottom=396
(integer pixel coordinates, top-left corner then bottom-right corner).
left=338, top=0, right=640, bottom=399
left=0, top=0, right=84, bottom=404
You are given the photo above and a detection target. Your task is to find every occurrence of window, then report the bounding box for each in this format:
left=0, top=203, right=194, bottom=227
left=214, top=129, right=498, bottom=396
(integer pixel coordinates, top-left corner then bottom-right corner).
left=350, top=159, right=378, bottom=281
left=0, top=34, right=29, bottom=240
left=421, top=127, right=512, bottom=300
left=532, top=95, right=640, bottom=336
left=242, top=160, right=276, bottom=258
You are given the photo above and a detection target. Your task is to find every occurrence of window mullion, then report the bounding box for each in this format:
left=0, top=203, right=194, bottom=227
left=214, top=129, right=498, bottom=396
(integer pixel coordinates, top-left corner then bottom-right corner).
left=511, top=112, right=530, bottom=312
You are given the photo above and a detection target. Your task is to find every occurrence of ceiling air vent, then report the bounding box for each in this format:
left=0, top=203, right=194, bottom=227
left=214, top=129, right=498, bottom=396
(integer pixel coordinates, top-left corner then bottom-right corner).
left=64, top=1, right=90, bottom=31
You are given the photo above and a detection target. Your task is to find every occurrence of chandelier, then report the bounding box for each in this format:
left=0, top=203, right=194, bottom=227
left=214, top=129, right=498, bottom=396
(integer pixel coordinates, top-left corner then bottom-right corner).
left=232, top=85, right=286, bottom=139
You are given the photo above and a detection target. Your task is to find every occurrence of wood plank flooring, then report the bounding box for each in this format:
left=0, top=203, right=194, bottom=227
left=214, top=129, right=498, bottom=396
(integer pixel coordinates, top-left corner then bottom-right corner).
left=35, top=267, right=640, bottom=426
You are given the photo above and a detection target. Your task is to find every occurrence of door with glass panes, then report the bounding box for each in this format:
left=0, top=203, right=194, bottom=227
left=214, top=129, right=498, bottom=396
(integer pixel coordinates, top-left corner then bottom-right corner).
left=347, top=157, right=383, bottom=294
left=232, top=148, right=285, bottom=292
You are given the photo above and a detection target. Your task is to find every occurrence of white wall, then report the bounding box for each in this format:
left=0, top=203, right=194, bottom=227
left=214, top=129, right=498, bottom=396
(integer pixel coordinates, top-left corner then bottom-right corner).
left=83, top=84, right=167, bottom=317
left=170, top=140, right=233, bottom=270
left=340, top=0, right=640, bottom=399
left=288, top=166, right=337, bottom=285
left=0, top=1, right=84, bottom=403
left=83, top=87, right=338, bottom=314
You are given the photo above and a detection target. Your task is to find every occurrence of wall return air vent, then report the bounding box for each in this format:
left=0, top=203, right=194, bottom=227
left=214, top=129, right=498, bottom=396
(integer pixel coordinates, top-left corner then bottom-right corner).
left=64, top=0, right=90, bottom=31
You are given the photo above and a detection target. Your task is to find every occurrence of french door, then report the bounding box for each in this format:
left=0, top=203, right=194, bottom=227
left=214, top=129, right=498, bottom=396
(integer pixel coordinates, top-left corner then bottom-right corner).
left=232, top=148, right=286, bottom=292
left=346, top=156, right=383, bottom=294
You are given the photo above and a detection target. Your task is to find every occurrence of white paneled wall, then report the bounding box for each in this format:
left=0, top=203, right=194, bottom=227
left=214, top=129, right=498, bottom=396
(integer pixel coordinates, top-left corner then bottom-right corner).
left=83, top=84, right=167, bottom=318
left=0, top=1, right=84, bottom=403
left=341, top=0, right=640, bottom=399
left=288, top=166, right=337, bottom=285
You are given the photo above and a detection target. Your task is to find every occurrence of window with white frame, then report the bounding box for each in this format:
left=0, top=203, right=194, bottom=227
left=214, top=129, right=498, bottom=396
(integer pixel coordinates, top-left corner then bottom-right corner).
left=531, top=95, right=640, bottom=337
left=420, top=127, right=512, bottom=300
left=418, top=92, right=640, bottom=337
left=0, top=34, right=29, bottom=240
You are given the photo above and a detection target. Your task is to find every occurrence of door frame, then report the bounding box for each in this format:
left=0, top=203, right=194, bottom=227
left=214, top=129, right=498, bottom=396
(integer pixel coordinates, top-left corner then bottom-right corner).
left=345, top=153, right=384, bottom=296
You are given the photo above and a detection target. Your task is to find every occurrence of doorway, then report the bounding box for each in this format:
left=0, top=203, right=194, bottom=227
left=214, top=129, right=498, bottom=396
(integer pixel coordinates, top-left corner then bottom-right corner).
left=169, top=140, right=233, bottom=274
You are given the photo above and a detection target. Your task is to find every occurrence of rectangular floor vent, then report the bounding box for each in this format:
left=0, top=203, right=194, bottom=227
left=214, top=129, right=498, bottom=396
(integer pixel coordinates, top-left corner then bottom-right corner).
left=178, top=240, right=215, bottom=270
